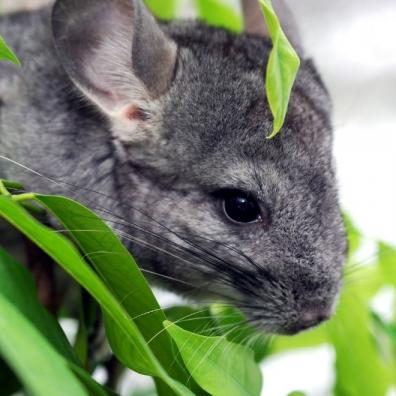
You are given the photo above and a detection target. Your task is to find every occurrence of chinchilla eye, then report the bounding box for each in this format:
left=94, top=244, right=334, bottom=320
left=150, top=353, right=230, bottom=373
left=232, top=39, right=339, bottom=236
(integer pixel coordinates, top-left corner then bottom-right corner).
left=220, top=190, right=262, bottom=224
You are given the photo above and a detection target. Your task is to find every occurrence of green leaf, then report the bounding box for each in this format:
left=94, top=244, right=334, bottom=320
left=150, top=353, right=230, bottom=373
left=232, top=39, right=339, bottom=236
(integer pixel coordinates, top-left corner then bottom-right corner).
left=35, top=195, right=195, bottom=390
left=0, top=293, right=88, bottom=396
left=0, top=36, right=20, bottom=66
left=0, top=246, right=116, bottom=396
left=165, top=320, right=262, bottom=396
left=342, top=213, right=362, bottom=260
left=196, top=0, right=242, bottom=32
left=166, top=303, right=270, bottom=369
left=209, top=304, right=270, bottom=362
left=378, top=243, right=396, bottom=287
left=0, top=247, right=118, bottom=395
left=327, top=285, right=392, bottom=396
left=287, top=392, right=306, bottom=396
left=0, top=196, right=193, bottom=395
left=0, top=196, right=154, bottom=372
left=165, top=306, right=216, bottom=335
left=0, top=247, right=78, bottom=363
left=258, top=0, right=300, bottom=138
left=371, top=312, right=396, bottom=365
left=1, top=179, right=24, bottom=191
left=144, top=0, right=178, bottom=20
left=165, top=304, right=270, bottom=362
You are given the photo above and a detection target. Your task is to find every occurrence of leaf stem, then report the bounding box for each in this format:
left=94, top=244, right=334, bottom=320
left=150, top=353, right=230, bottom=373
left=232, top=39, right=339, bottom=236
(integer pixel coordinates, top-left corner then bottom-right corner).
left=12, top=193, right=35, bottom=202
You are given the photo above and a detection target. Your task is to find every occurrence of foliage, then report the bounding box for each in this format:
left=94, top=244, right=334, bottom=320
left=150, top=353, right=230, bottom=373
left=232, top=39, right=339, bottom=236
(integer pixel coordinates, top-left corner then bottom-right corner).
left=0, top=35, right=20, bottom=65
left=0, top=179, right=266, bottom=396
left=258, top=0, right=300, bottom=138
left=165, top=321, right=262, bottom=396
left=1, top=177, right=396, bottom=396
left=1, top=1, right=395, bottom=396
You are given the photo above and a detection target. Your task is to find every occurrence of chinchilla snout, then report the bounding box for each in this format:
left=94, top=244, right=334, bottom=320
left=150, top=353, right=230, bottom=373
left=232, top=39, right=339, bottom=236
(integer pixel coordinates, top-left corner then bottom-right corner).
left=236, top=249, right=345, bottom=335
left=280, top=278, right=342, bottom=335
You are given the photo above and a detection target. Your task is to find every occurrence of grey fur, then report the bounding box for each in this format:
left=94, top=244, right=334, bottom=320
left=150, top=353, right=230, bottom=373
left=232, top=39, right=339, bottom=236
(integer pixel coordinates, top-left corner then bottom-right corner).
left=0, top=0, right=346, bottom=334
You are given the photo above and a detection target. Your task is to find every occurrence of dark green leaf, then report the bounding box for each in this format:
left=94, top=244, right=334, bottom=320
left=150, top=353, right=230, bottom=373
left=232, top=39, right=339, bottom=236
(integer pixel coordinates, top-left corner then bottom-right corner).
left=0, top=246, right=116, bottom=395
left=0, top=179, right=24, bottom=191
left=0, top=196, right=193, bottom=395
left=0, top=293, right=87, bottom=396
left=35, top=195, right=194, bottom=389
left=0, top=247, right=78, bottom=363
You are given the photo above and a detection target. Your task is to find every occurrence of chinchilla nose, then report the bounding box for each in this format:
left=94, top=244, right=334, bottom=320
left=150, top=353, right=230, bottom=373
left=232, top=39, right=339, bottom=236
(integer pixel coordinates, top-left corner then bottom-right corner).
left=297, top=308, right=331, bottom=331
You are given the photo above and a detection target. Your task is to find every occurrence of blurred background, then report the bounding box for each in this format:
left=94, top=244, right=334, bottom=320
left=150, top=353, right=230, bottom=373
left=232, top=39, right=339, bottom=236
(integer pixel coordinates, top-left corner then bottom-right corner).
left=1, top=0, right=396, bottom=395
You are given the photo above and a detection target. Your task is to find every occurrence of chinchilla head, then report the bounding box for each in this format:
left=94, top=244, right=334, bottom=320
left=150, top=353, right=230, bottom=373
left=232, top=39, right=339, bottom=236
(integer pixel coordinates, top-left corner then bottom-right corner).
left=52, top=0, right=347, bottom=334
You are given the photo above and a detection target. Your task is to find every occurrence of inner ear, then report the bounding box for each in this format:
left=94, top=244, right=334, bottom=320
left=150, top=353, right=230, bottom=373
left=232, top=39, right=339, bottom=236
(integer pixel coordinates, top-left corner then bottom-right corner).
left=52, top=0, right=177, bottom=116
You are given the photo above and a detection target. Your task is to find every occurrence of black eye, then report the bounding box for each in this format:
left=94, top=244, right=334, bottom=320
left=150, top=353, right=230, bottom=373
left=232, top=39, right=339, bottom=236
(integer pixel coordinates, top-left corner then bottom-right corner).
left=221, top=190, right=262, bottom=224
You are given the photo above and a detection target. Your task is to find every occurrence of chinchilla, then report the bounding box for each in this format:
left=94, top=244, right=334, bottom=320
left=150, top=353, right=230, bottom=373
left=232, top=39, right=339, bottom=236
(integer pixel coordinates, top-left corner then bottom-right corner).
left=0, top=0, right=346, bottom=335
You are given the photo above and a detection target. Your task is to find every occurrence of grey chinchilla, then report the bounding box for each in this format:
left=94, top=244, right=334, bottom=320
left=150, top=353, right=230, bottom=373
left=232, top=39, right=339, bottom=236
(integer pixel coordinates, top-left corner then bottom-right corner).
left=0, top=0, right=346, bottom=334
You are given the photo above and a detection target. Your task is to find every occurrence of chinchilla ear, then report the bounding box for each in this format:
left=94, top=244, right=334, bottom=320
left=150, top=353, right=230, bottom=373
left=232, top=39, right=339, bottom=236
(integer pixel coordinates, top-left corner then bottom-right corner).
left=52, top=0, right=177, bottom=118
left=241, top=0, right=303, bottom=53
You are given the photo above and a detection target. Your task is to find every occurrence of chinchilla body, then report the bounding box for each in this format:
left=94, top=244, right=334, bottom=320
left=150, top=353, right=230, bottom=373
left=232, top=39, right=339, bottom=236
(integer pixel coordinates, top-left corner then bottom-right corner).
left=0, top=0, right=346, bottom=335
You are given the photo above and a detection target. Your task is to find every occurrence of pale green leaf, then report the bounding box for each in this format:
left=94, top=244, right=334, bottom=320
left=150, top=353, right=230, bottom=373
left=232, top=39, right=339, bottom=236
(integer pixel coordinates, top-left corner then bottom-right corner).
left=144, top=0, right=178, bottom=20
left=197, top=0, right=242, bottom=32
left=0, top=36, right=20, bottom=66
left=165, top=320, right=262, bottom=396
left=209, top=304, right=270, bottom=362
left=258, top=0, right=300, bottom=138
left=327, top=286, right=392, bottom=396
left=378, top=243, right=396, bottom=288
